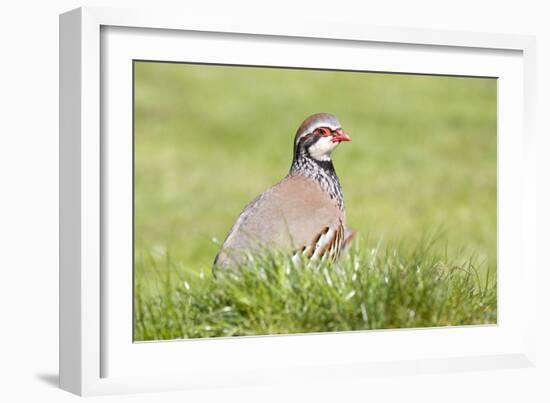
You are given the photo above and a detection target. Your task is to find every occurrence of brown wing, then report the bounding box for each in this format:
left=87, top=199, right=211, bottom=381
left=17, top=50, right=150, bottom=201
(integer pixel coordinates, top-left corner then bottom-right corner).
left=214, top=175, right=345, bottom=268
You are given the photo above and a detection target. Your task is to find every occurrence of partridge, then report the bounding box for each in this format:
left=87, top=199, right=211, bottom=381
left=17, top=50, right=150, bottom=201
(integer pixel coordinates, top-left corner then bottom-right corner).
left=214, top=113, right=354, bottom=269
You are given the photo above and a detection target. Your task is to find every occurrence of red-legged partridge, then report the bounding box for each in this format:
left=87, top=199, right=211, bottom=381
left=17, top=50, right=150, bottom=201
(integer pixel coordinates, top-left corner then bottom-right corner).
left=214, top=113, right=355, bottom=268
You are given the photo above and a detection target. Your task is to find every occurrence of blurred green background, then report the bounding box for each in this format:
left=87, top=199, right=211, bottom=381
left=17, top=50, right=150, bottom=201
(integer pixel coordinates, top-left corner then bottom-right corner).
left=134, top=61, right=496, bottom=292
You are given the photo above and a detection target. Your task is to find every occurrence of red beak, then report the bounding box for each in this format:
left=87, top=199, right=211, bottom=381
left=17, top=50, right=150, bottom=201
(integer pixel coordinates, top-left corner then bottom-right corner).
left=331, top=129, right=352, bottom=143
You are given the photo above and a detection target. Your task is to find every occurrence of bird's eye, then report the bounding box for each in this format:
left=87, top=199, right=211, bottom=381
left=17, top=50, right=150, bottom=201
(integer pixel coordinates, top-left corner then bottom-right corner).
left=317, top=127, right=330, bottom=137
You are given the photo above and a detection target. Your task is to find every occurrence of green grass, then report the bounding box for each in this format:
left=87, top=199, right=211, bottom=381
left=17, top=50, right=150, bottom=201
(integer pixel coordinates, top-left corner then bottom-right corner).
left=134, top=236, right=496, bottom=340
left=133, top=62, right=497, bottom=340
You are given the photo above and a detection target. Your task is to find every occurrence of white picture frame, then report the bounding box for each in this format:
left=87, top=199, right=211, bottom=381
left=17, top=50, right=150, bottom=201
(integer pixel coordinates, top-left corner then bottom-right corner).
left=59, top=6, right=537, bottom=396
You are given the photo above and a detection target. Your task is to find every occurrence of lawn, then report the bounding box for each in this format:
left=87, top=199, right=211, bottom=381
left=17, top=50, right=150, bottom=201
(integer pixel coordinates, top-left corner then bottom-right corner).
left=134, top=61, right=497, bottom=340
left=135, top=237, right=496, bottom=340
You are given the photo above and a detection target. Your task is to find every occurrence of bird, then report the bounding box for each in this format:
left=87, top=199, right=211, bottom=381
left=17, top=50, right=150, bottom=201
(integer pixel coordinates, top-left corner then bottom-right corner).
left=214, top=113, right=355, bottom=269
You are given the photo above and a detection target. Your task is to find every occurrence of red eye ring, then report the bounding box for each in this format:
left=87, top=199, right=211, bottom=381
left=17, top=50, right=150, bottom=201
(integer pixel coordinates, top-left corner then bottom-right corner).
left=316, top=127, right=331, bottom=137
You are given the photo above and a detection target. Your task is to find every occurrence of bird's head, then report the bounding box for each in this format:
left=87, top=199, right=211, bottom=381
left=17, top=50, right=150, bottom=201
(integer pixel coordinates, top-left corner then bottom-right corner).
left=293, top=113, right=352, bottom=162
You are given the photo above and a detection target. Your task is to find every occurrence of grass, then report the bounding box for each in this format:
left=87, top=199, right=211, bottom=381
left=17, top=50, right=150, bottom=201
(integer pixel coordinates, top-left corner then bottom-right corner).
left=133, top=62, right=497, bottom=340
left=135, top=236, right=496, bottom=340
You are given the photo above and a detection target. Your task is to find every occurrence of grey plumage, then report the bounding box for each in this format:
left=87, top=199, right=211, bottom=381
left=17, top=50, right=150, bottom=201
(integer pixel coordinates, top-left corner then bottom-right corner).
left=214, top=113, right=354, bottom=269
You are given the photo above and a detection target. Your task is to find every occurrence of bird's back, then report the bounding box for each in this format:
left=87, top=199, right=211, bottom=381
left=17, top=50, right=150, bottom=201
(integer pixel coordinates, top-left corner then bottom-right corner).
left=214, top=175, right=344, bottom=268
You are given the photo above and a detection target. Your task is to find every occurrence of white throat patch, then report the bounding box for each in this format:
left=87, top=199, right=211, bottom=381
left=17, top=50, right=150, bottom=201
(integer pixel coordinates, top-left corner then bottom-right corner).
left=307, top=136, right=338, bottom=161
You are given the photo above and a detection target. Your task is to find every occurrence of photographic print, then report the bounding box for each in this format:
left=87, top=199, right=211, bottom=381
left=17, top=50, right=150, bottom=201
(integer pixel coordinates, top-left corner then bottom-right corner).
left=133, top=61, right=497, bottom=341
